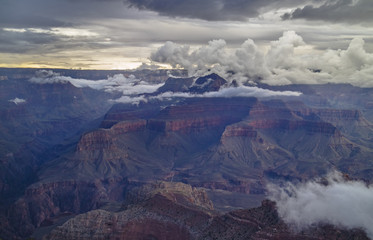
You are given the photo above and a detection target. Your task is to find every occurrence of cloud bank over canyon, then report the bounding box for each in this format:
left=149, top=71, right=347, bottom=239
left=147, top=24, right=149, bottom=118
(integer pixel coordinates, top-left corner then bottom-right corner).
left=28, top=69, right=301, bottom=105
left=268, top=171, right=373, bottom=239
left=151, top=31, right=373, bottom=87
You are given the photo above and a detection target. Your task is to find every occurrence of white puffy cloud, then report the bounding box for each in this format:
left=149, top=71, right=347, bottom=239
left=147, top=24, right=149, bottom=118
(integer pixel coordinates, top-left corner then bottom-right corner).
left=151, top=37, right=269, bottom=82
left=8, top=97, right=26, bottom=105
left=266, top=30, right=305, bottom=70
left=309, top=37, right=373, bottom=88
left=268, top=171, right=373, bottom=239
left=151, top=31, right=373, bottom=87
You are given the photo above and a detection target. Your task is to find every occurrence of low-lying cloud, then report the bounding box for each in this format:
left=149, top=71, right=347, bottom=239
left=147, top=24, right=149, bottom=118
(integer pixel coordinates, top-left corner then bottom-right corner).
left=8, top=97, right=26, bottom=105
left=29, top=70, right=301, bottom=105
left=152, top=85, right=301, bottom=100
left=267, top=171, right=373, bottom=239
left=29, top=70, right=163, bottom=95
left=111, top=86, right=301, bottom=104
left=151, top=31, right=373, bottom=87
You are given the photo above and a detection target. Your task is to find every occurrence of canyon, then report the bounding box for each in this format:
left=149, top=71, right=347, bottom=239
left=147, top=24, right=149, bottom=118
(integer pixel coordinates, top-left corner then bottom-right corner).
left=1, top=68, right=373, bottom=239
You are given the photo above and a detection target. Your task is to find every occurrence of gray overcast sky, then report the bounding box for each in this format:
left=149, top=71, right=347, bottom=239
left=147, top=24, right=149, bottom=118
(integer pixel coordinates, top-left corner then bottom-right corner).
left=1, top=0, right=373, bottom=70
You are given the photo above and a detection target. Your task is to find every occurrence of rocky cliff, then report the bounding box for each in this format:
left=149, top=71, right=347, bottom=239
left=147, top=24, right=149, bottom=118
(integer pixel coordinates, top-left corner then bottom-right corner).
left=8, top=177, right=128, bottom=238
left=43, top=182, right=214, bottom=240
left=43, top=185, right=369, bottom=240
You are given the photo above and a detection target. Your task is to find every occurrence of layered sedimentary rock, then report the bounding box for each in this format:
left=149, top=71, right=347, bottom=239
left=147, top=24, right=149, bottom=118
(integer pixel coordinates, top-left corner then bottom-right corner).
left=8, top=177, right=128, bottom=238
left=44, top=182, right=214, bottom=240
left=156, top=73, right=227, bottom=94
left=44, top=185, right=369, bottom=240
left=222, top=123, right=258, bottom=138
left=147, top=97, right=256, bottom=133
left=202, top=200, right=369, bottom=240
left=2, top=71, right=373, bottom=239
left=77, top=120, right=146, bottom=151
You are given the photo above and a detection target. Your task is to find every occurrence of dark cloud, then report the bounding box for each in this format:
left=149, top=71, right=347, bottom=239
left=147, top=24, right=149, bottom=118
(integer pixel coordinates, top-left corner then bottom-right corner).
left=0, top=0, right=130, bottom=29
left=282, top=0, right=373, bottom=24
left=0, top=27, right=107, bottom=54
left=124, top=0, right=314, bottom=21
left=0, top=0, right=71, bottom=28
left=0, top=14, right=70, bottom=29
left=0, top=29, right=59, bottom=53
left=1, top=0, right=373, bottom=69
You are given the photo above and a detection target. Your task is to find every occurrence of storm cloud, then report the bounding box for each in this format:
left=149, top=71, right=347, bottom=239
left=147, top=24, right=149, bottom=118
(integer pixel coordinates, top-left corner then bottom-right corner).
left=2, top=0, right=373, bottom=71
left=125, top=0, right=317, bottom=21
left=268, top=171, right=373, bottom=239
left=282, top=0, right=373, bottom=24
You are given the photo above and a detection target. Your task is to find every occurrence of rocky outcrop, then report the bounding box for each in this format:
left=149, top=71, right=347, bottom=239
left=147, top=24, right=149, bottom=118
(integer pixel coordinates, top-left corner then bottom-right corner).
left=77, top=120, right=146, bottom=151
left=189, top=73, right=227, bottom=93
left=148, top=97, right=256, bottom=133
left=43, top=196, right=369, bottom=240
left=44, top=182, right=214, bottom=240
left=77, top=130, right=115, bottom=151
left=124, top=181, right=214, bottom=211
left=299, top=108, right=364, bottom=122
left=156, top=76, right=194, bottom=93
left=8, top=177, right=128, bottom=238
left=248, top=119, right=340, bottom=135
left=147, top=116, right=234, bottom=133
left=201, top=200, right=369, bottom=240
left=156, top=73, right=227, bottom=95
left=100, top=104, right=161, bottom=128
left=45, top=209, right=193, bottom=240
left=222, top=123, right=258, bottom=138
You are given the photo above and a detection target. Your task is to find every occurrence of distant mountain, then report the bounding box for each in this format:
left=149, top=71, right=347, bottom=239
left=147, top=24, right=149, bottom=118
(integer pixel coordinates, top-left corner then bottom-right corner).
left=155, top=73, right=227, bottom=94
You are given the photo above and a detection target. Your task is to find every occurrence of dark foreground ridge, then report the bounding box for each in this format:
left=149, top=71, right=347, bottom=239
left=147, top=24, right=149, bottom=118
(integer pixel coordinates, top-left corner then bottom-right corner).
left=42, top=182, right=369, bottom=240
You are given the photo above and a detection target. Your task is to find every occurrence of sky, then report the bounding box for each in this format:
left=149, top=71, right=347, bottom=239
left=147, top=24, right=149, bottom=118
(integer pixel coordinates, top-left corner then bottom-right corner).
left=1, top=0, right=373, bottom=71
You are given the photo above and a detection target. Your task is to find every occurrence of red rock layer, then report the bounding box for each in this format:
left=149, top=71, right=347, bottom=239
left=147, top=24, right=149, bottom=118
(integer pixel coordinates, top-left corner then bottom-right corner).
left=147, top=116, right=233, bottom=133
left=8, top=177, right=127, bottom=238
left=248, top=119, right=339, bottom=135
left=77, top=120, right=146, bottom=151
left=222, top=124, right=258, bottom=138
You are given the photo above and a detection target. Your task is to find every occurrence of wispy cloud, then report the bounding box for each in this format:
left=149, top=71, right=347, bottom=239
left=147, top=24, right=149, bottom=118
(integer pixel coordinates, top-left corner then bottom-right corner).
left=152, top=85, right=301, bottom=101
left=29, top=70, right=163, bottom=95
left=3, top=27, right=98, bottom=37
left=8, top=97, right=26, bottom=105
